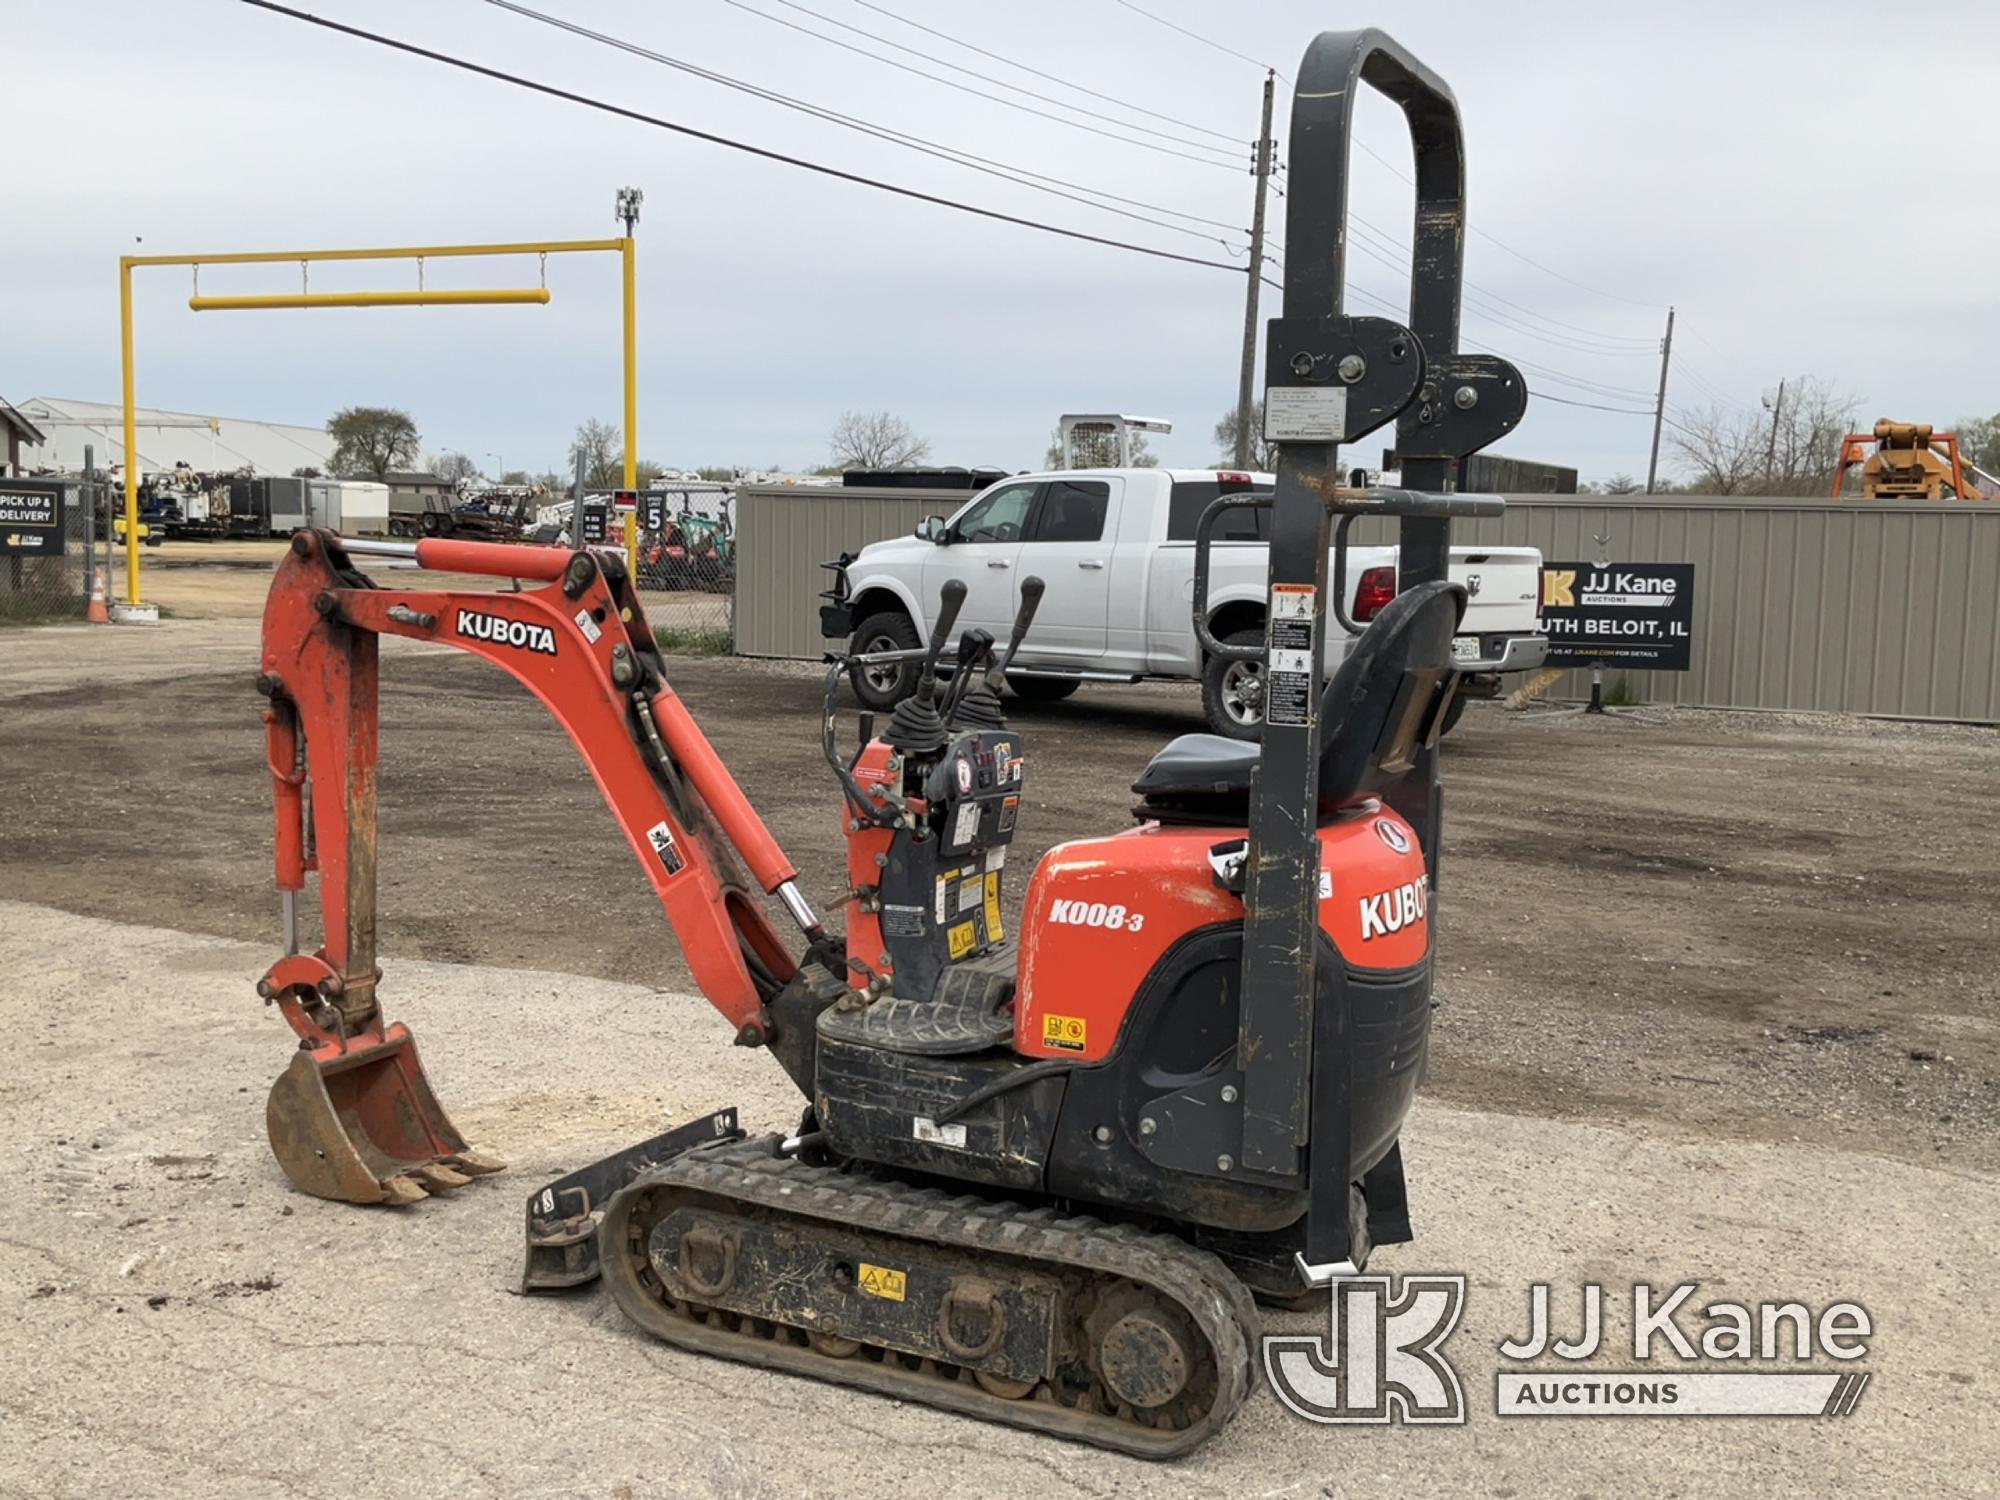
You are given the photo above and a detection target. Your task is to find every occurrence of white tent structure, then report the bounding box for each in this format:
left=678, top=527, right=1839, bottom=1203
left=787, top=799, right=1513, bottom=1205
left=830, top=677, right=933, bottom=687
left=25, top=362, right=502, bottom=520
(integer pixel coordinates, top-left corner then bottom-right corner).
left=17, top=396, right=334, bottom=477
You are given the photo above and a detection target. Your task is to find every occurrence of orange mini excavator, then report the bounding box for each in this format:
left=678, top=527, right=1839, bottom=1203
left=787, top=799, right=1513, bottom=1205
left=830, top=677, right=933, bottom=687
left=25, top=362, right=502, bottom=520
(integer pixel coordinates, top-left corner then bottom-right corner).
left=250, top=29, right=1525, bottom=1456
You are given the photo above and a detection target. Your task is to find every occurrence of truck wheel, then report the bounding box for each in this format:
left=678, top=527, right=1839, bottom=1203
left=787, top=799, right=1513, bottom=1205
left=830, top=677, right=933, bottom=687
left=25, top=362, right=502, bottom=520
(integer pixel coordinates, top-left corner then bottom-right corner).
left=1201, top=629, right=1266, bottom=740
left=1004, top=676, right=1080, bottom=703
left=848, top=611, right=922, bottom=710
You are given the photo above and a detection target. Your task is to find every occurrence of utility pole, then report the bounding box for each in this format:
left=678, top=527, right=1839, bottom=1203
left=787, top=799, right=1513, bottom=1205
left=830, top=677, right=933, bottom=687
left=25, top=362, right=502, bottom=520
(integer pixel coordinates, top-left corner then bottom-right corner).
left=1762, top=377, right=1786, bottom=488
left=1233, top=72, right=1276, bottom=469
left=1644, top=305, right=1675, bottom=493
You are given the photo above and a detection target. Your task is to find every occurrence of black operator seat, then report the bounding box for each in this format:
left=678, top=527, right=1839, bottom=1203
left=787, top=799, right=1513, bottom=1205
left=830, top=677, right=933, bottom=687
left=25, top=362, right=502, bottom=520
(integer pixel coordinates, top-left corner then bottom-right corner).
left=1132, top=581, right=1467, bottom=824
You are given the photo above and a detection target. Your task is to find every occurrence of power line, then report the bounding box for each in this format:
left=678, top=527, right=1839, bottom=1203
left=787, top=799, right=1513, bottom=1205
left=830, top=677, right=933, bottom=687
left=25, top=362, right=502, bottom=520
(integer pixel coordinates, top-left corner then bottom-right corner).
left=754, top=0, right=1244, bottom=156
left=1255, top=277, right=1656, bottom=422
left=1334, top=224, right=1658, bottom=360
left=848, top=0, right=1245, bottom=146
left=719, top=0, right=1244, bottom=170
left=1109, top=0, right=1292, bottom=83
left=1471, top=223, right=1661, bottom=309
left=1339, top=219, right=1656, bottom=351
left=237, top=0, right=1246, bottom=274
left=1330, top=114, right=1664, bottom=312
left=480, top=0, right=1249, bottom=247
left=1533, top=392, right=1655, bottom=416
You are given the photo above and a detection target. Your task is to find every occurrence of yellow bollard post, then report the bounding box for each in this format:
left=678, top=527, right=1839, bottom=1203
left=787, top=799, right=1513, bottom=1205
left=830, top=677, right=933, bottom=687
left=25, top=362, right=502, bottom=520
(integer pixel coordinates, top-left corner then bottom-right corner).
left=622, top=234, right=639, bottom=577
left=119, top=258, right=141, bottom=607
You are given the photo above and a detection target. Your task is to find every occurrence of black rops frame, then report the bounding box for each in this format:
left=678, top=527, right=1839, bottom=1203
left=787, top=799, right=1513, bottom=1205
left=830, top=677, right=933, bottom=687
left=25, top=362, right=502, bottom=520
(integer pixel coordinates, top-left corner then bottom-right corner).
left=1192, top=30, right=1527, bottom=1282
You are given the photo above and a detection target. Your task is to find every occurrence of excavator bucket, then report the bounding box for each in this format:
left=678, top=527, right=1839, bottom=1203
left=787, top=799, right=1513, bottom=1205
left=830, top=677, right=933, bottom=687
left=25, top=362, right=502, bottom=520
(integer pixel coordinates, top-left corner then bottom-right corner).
left=265, top=1024, right=504, bottom=1205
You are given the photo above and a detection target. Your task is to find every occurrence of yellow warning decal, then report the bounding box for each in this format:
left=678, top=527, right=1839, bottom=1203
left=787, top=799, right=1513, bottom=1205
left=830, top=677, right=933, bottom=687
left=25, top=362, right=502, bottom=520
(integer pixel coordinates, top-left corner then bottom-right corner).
left=947, top=920, right=977, bottom=960
left=858, top=1262, right=907, bottom=1301
left=1042, top=1013, right=1087, bottom=1052
left=983, top=872, right=1004, bottom=944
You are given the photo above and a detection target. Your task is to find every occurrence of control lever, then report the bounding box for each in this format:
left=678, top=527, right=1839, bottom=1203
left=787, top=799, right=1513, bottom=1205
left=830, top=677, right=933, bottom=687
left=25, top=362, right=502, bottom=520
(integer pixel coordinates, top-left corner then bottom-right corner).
left=918, top=579, right=968, bottom=704
left=985, top=576, right=1046, bottom=689
left=942, top=627, right=994, bottom=720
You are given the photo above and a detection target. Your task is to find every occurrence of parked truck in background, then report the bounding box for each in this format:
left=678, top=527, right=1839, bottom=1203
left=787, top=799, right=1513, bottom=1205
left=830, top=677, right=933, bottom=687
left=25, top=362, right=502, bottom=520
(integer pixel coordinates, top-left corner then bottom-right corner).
left=822, top=467, right=1546, bottom=738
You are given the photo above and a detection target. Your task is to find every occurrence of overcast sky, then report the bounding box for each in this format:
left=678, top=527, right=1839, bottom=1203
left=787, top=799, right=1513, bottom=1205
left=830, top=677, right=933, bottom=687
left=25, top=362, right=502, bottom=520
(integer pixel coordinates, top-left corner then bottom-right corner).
left=8, top=0, right=1997, bottom=482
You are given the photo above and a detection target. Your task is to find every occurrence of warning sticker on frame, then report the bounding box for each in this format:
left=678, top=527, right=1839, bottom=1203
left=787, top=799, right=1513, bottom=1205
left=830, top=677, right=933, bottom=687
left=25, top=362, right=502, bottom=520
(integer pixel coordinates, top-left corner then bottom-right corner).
left=1265, top=583, right=1317, bottom=728
left=643, top=820, right=685, bottom=876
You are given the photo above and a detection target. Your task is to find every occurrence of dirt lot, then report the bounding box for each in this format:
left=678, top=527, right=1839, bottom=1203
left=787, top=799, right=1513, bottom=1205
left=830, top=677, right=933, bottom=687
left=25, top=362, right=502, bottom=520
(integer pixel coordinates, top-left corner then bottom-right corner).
left=2, top=591, right=1996, bottom=1177
left=4, top=603, right=1998, bottom=1496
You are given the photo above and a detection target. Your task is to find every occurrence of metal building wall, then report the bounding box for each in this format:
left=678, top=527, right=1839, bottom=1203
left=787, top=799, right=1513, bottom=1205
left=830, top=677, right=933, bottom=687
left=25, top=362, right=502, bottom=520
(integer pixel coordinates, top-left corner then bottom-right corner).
left=1353, top=494, right=2000, bottom=721
left=733, top=484, right=958, bottom=658
left=734, top=487, right=2000, bottom=722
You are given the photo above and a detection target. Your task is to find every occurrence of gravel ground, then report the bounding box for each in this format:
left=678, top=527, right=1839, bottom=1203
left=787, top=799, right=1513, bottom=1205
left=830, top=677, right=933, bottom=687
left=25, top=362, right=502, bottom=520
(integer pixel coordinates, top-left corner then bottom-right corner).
left=2, top=614, right=1994, bottom=1176
left=2, top=903, right=1993, bottom=1500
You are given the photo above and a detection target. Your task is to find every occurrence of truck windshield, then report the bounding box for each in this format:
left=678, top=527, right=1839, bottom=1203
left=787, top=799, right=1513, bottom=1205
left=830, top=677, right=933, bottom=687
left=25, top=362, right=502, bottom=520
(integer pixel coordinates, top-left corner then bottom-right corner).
left=1166, top=481, right=1273, bottom=542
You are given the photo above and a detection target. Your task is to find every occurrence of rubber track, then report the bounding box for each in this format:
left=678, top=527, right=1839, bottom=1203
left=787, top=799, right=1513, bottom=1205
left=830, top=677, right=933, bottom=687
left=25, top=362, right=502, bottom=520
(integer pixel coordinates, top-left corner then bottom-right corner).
left=600, top=1136, right=1261, bottom=1458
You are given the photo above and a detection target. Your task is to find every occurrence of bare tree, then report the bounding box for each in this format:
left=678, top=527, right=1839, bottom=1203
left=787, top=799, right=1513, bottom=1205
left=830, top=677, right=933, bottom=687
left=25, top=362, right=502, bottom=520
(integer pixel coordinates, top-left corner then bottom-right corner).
left=1599, top=472, right=1643, bottom=494
left=829, top=410, right=931, bottom=470
left=1954, top=412, right=2000, bottom=477
left=432, top=450, right=479, bottom=484
left=1668, top=376, right=1859, bottom=494
left=569, top=418, right=623, bottom=488
left=1212, top=402, right=1278, bottom=471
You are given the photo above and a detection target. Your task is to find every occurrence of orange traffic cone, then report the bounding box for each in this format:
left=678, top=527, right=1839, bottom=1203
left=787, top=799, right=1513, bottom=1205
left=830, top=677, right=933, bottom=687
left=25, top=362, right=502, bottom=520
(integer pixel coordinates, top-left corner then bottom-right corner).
left=86, top=569, right=110, bottom=625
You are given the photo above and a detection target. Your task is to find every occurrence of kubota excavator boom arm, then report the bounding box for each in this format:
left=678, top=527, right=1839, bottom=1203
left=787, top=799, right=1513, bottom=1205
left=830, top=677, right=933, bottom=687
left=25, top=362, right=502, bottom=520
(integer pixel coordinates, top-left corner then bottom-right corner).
left=254, top=528, right=828, bottom=1205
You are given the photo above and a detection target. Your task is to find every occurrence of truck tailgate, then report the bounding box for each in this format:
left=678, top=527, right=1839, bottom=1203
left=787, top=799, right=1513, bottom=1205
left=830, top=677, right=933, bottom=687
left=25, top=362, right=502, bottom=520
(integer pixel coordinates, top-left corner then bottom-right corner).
left=1449, top=546, right=1541, bottom=635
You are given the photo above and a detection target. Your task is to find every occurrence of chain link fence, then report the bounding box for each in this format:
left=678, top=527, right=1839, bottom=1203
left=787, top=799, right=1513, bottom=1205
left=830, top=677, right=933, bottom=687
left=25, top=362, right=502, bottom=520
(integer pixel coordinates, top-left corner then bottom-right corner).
left=0, top=473, right=101, bottom=624
left=621, top=484, right=736, bottom=652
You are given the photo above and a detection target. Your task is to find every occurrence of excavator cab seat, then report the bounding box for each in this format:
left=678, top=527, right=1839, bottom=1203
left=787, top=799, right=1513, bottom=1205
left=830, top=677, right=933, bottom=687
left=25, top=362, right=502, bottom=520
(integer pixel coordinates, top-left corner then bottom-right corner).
left=1133, top=581, right=1467, bottom=824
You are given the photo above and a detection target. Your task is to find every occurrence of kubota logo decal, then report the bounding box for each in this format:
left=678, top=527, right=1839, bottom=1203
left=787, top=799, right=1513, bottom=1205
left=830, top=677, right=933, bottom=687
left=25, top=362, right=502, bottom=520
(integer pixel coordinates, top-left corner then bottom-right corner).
left=1359, top=880, right=1427, bottom=941
left=1374, top=818, right=1412, bottom=854
left=457, top=609, right=557, bottom=655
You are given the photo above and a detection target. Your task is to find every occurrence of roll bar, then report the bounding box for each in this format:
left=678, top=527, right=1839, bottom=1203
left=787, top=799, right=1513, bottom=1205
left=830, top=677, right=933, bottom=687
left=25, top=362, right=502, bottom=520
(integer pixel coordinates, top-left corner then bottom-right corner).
left=1229, top=29, right=1528, bottom=1289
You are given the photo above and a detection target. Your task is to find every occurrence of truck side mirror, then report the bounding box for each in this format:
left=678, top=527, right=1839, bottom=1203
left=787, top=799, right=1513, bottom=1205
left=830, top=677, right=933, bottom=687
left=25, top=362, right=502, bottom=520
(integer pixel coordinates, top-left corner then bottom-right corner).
left=917, top=514, right=948, bottom=544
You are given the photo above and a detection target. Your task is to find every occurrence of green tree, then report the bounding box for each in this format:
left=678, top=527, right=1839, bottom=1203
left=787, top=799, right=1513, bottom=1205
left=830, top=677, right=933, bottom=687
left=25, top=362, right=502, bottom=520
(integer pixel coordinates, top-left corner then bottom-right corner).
left=327, top=407, right=421, bottom=481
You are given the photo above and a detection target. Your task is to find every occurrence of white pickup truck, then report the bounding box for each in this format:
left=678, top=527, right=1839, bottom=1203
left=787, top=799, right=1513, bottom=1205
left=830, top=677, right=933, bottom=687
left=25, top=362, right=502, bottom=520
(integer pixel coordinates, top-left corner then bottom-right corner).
left=822, top=467, right=1546, bottom=738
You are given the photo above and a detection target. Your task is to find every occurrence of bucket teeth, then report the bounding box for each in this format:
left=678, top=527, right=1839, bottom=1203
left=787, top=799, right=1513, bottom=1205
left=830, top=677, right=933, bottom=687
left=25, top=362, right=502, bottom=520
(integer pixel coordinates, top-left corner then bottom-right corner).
left=444, top=1150, right=508, bottom=1178
left=408, top=1162, right=473, bottom=1193
left=379, top=1174, right=431, bottom=1206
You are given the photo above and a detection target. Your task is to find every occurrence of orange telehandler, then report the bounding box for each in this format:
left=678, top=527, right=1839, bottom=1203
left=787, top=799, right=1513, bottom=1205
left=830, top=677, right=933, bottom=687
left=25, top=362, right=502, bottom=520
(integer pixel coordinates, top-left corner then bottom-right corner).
left=1831, top=420, right=1996, bottom=499
left=249, top=28, right=1526, bottom=1455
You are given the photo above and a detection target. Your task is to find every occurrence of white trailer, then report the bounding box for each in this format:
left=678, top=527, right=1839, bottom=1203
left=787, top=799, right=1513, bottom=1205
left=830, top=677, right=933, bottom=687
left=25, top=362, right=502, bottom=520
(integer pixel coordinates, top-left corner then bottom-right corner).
left=307, top=479, right=390, bottom=536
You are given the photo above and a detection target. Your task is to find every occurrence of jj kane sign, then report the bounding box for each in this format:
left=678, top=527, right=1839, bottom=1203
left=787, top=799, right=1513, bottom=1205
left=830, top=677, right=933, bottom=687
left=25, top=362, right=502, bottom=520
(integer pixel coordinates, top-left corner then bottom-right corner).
left=1539, top=562, right=1695, bottom=671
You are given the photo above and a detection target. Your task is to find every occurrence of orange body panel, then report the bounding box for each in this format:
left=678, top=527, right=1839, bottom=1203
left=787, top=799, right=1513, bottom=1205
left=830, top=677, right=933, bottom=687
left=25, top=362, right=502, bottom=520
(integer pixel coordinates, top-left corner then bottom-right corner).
left=842, top=739, right=907, bottom=985
left=1014, top=803, right=1430, bottom=1063
left=260, top=532, right=795, bottom=1046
